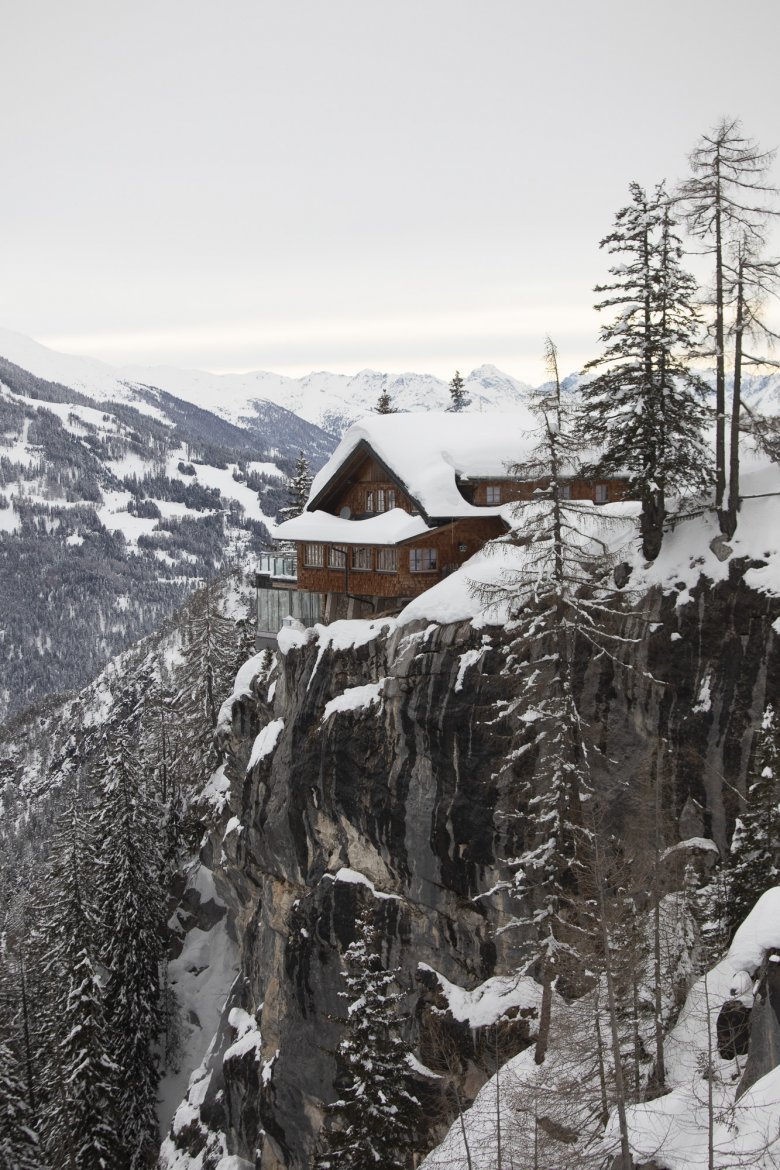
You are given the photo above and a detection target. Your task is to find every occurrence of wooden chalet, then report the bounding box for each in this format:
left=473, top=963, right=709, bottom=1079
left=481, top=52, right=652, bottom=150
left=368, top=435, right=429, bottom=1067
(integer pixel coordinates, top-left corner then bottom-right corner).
left=258, top=413, right=627, bottom=635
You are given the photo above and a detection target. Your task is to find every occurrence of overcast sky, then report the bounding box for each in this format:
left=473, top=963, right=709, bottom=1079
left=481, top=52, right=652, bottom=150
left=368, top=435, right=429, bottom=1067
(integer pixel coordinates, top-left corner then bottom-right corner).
left=2, top=0, right=780, bottom=384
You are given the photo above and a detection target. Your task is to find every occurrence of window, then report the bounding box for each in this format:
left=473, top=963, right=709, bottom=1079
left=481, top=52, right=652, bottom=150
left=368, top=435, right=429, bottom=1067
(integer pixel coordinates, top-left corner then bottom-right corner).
left=329, top=545, right=346, bottom=569
left=485, top=485, right=501, bottom=505
left=376, top=547, right=398, bottom=573
left=366, top=487, right=396, bottom=512
left=409, top=547, right=438, bottom=573
left=304, top=543, right=324, bottom=568
left=560, top=484, right=572, bottom=500
left=351, top=546, right=372, bottom=571
left=594, top=484, right=609, bottom=504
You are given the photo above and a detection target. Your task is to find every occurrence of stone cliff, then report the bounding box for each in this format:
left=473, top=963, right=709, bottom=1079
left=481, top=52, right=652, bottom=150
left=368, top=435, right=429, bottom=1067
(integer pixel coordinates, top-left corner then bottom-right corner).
left=161, top=563, right=780, bottom=1169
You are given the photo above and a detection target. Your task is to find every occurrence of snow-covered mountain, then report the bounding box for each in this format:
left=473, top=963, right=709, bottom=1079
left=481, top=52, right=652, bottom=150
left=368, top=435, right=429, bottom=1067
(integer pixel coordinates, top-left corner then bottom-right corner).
left=3, top=326, right=780, bottom=441
left=0, top=342, right=334, bottom=721
left=0, top=328, right=533, bottom=435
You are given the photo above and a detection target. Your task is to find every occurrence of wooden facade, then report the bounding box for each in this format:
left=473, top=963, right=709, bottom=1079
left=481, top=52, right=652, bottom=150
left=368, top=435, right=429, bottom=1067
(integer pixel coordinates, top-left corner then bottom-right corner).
left=295, top=515, right=505, bottom=599
left=290, top=446, right=627, bottom=605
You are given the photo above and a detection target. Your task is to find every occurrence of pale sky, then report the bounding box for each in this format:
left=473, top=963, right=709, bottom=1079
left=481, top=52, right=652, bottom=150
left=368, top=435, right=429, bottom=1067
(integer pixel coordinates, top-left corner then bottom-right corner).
left=2, top=0, right=780, bottom=385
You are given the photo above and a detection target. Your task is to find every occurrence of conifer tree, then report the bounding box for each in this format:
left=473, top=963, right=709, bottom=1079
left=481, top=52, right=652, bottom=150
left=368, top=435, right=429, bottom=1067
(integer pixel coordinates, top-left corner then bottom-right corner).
left=729, top=704, right=780, bottom=934
left=55, top=952, right=119, bottom=1170
left=177, top=580, right=238, bottom=785
left=680, top=117, right=778, bottom=522
left=580, top=182, right=710, bottom=560
left=280, top=451, right=313, bottom=520
left=376, top=387, right=396, bottom=414
left=0, top=1039, right=42, bottom=1170
left=316, top=907, right=420, bottom=1169
left=96, top=737, right=164, bottom=1170
left=477, top=339, right=629, bottom=1052
left=448, top=370, right=470, bottom=412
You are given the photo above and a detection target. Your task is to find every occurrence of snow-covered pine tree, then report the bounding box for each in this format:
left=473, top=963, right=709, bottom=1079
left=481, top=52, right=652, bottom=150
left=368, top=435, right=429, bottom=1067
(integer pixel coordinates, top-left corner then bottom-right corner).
left=476, top=339, right=629, bottom=1052
left=680, top=117, right=778, bottom=523
left=279, top=451, right=313, bottom=521
left=54, top=950, right=119, bottom=1170
left=728, top=704, right=780, bottom=934
left=35, top=792, right=120, bottom=1166
left=580, top=182, right=710, bottom=560
left=96, top=735, right=165, bottom=1170
left=0, top=1039, right=41, bottom=1170
left=376, top=387, right=396, bottom=414
left=315, top=907, right=420, bottom=1169
left=448, top=370, right=469, bottom=412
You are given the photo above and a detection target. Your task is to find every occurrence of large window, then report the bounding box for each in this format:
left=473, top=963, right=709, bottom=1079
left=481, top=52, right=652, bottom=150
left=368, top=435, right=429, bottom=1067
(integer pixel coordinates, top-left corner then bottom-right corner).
left=329, top=545, right=347, bottom=569
left=351, top=546, right=372, bottom=571
left=409, top=547, right=438, bottom=572
left=304, top=543, right=325, bottom=568
left=376, top=547, right=398, bottom=573
left=485, top=485, right=501, bottom=505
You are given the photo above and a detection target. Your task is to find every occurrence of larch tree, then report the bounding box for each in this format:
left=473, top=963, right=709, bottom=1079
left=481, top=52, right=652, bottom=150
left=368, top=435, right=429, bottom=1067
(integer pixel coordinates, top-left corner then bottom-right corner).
left=680, top=117, right=778, bottom=526
left=315, top=906, right=420, bottom=1169
left=721, top=235, right=780, bottom=537
left=177, top=580, right=239, bottom=786
left=580, top=181, right=710, bottom=560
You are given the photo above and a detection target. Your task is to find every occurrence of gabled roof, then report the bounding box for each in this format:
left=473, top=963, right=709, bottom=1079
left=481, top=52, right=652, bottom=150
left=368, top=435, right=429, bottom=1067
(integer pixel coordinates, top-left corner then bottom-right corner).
left=304, top=410, right=541, bottom=521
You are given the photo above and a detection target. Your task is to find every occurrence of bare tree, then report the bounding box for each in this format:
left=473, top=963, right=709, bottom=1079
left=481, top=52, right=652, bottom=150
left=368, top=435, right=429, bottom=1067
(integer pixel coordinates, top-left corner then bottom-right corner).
left=680, top=117, right=778, bottom=525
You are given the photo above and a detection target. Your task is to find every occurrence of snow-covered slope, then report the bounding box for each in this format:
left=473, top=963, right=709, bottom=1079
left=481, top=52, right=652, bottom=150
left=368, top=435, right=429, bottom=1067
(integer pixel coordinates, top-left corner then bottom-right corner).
left=0, top=327, right=528, bottom=434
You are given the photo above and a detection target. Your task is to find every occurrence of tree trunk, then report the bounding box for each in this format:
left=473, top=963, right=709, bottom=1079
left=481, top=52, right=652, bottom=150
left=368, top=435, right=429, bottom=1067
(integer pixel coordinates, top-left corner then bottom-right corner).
left=714, top=167, right=726, bottom=516
left=724, top=257, right=745, bottom=539
left=535, top=965, right=553, bottom=1065
left=640, top=490, right=665, bottom=561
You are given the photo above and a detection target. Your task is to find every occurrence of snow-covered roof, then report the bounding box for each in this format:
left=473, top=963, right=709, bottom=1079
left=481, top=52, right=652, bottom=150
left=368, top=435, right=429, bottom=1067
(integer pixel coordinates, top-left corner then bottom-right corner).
left=274, top=507, right=433, bottom=545
left=305, top=410, right=542, bottom=519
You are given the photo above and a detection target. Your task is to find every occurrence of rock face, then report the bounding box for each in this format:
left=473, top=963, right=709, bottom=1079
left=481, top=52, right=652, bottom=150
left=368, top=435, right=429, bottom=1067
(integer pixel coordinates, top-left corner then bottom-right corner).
left=162, top=566, right=780, bottom=1169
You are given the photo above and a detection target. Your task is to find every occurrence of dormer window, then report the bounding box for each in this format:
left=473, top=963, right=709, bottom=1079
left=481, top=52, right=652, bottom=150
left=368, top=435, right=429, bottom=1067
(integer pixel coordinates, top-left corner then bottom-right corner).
left=485, top=486, right=501, bottom=505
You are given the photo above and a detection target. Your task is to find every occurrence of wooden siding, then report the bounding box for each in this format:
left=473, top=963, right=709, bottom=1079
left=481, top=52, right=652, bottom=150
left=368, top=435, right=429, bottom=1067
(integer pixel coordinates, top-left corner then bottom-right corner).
left=316, top=449, right=627, bottom=516
left=466, top=477, right=628, bottom=507
left=295, top=516, right=505, bottom=599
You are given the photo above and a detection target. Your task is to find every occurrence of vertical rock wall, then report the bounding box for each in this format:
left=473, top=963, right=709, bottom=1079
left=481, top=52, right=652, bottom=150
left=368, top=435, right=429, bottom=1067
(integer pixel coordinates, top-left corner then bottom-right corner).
left=162, top=567, right=779, bottom=1169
